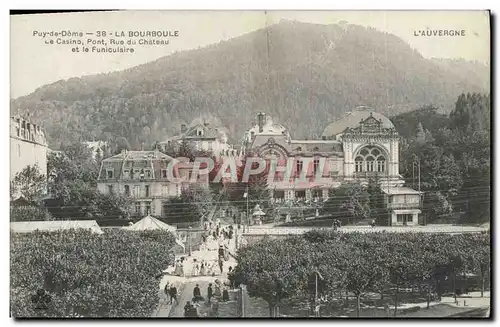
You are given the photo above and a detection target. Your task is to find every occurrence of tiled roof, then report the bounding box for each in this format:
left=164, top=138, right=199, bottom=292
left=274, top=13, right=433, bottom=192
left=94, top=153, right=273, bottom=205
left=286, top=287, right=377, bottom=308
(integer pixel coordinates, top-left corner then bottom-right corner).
left=321, top=107, right=394, bottom=137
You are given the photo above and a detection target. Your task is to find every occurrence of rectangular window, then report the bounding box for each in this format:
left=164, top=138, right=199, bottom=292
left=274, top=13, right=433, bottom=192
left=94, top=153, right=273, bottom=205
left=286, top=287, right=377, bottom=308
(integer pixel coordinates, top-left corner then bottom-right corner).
left=146, top=170, right=152, bottom=178
left=145, top=185, right=150, bottom=197
left=407, top=214, right=413, bottom=223
left=108, top=185, right=114, bottom=194
left=313, top=159, right=320, bottom=175
left=397, top=215, right=404, bottom=223
left=312, top=189, right=322, bottom=198
left=161, top=169, right=168, bottom=178
left=133, top=185, right=140, bottom=197
left=135, top=202, right=141, bottom=214
left=124, top=185, right=130, bottom=196
left=162, top=185, right=169, bottom=197
left=296, top=160, right=303, bottom=176
left=145, top=203, right=152, bottom=215
left=106, top=169, right=114, bottom=179
left=274, top=190, right=285, bottom=199
left=16, top=127, right=20, bottom=137
left=176, top=184, right=181, bottom=196
left=295, top=190, right=306, bottom=199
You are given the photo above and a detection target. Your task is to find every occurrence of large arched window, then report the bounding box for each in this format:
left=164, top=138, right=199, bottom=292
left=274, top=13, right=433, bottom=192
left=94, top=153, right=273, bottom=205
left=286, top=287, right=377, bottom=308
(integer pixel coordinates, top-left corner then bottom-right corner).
left=354, top=146, right=386, bottom=173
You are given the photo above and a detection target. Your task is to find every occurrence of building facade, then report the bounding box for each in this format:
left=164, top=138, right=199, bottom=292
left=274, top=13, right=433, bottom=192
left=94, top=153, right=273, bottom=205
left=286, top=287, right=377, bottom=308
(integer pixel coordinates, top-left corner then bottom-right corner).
left=242, top=108, right=421, bottom=225
left=10, top=115, right=48, bottom=181
left=159, top=122, right=237, bottom=157
left=97, top=150, right=209, bottom=217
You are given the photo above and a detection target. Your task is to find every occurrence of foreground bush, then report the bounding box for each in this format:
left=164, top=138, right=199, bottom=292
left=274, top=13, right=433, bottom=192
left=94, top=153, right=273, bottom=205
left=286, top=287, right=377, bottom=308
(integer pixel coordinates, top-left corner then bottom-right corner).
left=11, top=229, right=176, bottom=317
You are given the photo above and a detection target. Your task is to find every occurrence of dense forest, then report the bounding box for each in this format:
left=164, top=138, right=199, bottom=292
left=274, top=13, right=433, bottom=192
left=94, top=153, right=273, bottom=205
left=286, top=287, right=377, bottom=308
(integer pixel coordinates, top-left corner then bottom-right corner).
left=11, top=20, right=489, bottom=150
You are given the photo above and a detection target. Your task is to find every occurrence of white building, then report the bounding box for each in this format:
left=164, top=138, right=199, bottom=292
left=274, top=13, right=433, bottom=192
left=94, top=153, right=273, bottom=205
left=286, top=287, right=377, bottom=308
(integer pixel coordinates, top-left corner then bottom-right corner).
left=97, top=150, right=209, bottom=218
left=243, top=107, right=422, bottom=226
left=10, top=115, right=48, bottom=181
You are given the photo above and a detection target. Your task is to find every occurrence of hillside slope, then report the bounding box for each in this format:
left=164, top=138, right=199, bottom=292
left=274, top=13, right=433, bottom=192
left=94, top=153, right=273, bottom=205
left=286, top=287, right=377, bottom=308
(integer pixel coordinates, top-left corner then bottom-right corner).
left=11, top=20, right=489, bottom=149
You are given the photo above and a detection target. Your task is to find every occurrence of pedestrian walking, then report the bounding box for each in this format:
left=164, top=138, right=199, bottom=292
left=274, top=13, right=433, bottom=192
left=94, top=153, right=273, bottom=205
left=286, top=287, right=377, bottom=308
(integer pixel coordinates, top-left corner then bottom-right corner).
left=164, top=282, right=170, bottom=303
left=169, top=285, right=178, bottom=305
left=222, top=288, right=230, bottom=302
left=193, top=284, right=202, bottom=303
left=184, top=301, right=194, bottom=317
left=207, top=283, right=214, bottom=303
left=200, top=262, right=206, bottom=276
left=218, top=258, right=224, bottom=274
left=371, top=219, right=376, bottom=228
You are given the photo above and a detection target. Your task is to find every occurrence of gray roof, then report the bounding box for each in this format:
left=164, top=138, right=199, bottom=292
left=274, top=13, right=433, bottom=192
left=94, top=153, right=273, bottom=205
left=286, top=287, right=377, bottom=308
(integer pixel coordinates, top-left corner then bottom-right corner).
left=321, top=107, right=395, bottom=137
left=11, top=220, right=104, bottom=234
left=98, top=151, right=175, bottom=180
left=289, top=140, right=343, bottom=154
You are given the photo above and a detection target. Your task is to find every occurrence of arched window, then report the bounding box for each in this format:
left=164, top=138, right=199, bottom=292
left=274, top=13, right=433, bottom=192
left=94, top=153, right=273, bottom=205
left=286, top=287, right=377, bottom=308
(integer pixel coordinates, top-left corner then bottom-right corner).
left=366, top=156, right=375, bottom=172
left=377, top=157, right=386, bottom=172
left=354, top=146, right=387, bottom=174
left=355, top=156, right=363, bottom=172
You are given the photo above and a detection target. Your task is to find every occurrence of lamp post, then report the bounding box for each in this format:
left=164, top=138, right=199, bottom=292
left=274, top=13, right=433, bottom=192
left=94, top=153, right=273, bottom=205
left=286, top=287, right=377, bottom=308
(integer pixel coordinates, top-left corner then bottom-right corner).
left=244, top=184, right=249, bottom=233
left=188, top=226, right=192, bottom=257
left=412, top=159, right=421, bottom=191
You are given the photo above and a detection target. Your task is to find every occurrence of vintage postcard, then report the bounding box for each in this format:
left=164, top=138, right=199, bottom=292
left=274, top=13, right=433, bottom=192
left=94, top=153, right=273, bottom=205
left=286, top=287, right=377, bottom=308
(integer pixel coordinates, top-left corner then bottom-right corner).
left=10, top=10, right=491, bottom=318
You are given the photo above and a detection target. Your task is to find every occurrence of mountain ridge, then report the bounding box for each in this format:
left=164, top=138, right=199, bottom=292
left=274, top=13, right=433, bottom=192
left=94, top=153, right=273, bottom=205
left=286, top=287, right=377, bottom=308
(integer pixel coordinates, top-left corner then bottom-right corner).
left=11, top=20, right=489, bottom=149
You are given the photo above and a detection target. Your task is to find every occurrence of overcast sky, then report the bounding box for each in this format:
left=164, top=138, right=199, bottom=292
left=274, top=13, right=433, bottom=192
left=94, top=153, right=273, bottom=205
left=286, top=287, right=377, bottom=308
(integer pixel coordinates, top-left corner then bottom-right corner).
left=10, top=10, right=490, bottom=98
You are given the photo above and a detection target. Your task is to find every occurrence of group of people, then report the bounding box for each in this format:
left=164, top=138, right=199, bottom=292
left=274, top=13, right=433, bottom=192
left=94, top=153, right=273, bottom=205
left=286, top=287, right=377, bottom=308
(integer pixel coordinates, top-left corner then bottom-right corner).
left=183, top=281, right=232, bottom=317
left=163, top=282, right=178, bottom=305
left=190, top=258, right=220, bottom=277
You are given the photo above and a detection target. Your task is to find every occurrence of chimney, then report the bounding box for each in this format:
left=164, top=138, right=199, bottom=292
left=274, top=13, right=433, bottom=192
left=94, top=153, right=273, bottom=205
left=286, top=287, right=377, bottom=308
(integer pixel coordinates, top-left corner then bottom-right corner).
left=181, top=124, right=187, bottom=133
left=257, top=112, right=266, bottom=133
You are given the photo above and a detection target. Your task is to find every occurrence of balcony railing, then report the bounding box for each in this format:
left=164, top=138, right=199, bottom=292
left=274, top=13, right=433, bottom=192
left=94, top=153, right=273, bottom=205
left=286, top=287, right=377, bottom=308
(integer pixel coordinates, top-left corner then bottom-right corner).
left=387, top=202, right=421, bottom=209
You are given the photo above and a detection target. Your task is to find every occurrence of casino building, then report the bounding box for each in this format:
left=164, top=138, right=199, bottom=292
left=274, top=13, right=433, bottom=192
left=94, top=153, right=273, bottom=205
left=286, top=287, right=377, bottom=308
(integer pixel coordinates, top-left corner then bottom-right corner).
left=242, top=107, right=422, bottom=226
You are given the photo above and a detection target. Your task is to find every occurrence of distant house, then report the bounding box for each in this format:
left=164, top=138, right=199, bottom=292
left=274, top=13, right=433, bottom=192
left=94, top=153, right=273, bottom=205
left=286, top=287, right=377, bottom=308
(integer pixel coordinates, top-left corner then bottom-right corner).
left=159, top=122, right=238, bottom=158
left=96, top=150, right=209, bottom=218
left=83, top=141, right=108, bottom=160
left=381, top=187, right=423, bottom=226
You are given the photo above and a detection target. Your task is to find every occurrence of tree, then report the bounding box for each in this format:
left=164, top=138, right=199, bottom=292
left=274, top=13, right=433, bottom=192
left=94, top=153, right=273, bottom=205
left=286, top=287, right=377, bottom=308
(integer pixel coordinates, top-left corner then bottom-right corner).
left=340, top=183, right=370, bottom=224
left=46, top=180, right=129, bottom=220
left=366, top=177, right=387, bottom=225
left=11, top=164, right=47, bottom=201
left=470, top=233, right=490, bottom=297
left=11, top=229, right=176, bottom=317
left=46, top=142, right=129, bottom=220
left=234, top=238, right=310, bottom=317
left=162, top=193, right=201, bottom=224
